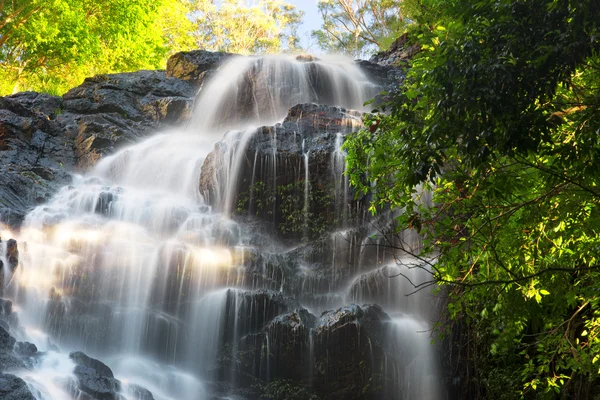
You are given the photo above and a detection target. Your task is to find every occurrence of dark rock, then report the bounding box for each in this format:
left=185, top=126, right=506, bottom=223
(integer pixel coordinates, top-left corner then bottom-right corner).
left=70, top=351, right=121, bottom=399
left=127, top=383, right=155, bottom=400
left=14, top=342, right=37, bottom=357
left=0, top=373, right=37, bottom=400
left=166, top=50, right=235, bottom=83
left=222, top=289, right=300, bottom=343
left=0, top=352, right=28, bottom=372
left=310, top=304, right=393, bottom=400
left=200, top=103, right=366, bottom=241
left=0, top=298, right=13, bottom=317
left=6, top=239, right=18, bottom=270
left=0, top=326, right=15, bottom=352
left=62, top=70, right=196, bottom=170
left=0, top=69, right=196, bottom=230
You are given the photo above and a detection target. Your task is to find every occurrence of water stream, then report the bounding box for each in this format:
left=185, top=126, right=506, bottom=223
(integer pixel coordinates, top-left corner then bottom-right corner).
left=1, top=54, right=440, bottom=399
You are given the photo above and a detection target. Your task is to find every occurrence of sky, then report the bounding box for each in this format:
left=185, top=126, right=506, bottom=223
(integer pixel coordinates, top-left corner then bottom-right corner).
left=287, top=0, right=322, bottom=52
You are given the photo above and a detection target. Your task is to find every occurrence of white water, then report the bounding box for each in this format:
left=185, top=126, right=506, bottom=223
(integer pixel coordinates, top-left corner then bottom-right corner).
left=1, top=54, right=440, bottom=400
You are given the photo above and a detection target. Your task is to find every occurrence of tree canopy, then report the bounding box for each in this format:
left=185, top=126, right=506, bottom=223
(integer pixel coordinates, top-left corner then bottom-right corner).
left=0, top=0, right=195, bottom=94
left=0, top=0, right=303, bottom=95
left=311, top=0, right=404, bottom=58
left=194, top=0, right=303, bottom=55
left=345, top=0, right=600, bottom=397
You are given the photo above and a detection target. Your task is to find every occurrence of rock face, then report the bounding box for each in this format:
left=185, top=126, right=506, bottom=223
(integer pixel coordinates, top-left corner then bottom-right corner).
left=214, top=296, right=401, bottom=400
left=0, top=309, right=35, bottom=373
left=0, top=72, right=196, bottom=228
left=166, top=50, right=235, bottom=83
left=0, top=373, right=37, bottom=400
left=312, top=305, right=391, bottom=400
left=200, top=103, right=367, bottom=241
left=369, top=33, right=421, bottom=67
left=70, top=351, right=121, bottom=400
left=0, top=239, right=19, bottom=291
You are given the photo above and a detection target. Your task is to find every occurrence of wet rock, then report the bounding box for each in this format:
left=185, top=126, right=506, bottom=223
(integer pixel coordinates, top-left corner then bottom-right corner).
left=0, top=70, right=196, bottom=229
left=222, top=289, right=301, bottom=342
left=0, top=353, right=28, bottom=372
left=311, top=304, right=391, bottom=400
left=200, top=103, right=366, bottom=241
left=0, top=93, right=74, bottom=227
left=0, top=299, right=12, bottom=317
left=0, top=373, right=37, bottom=400
left=166, top=50, right=235, bottom=83
left=127, top=383, right=155, bottom=400
left=62, top=71, right=196, bottom=170
left=0, top=326, right=15, bottom=352
left=6, top=239, right=18, bottom=270
left=261, top=310, right=316, bottom=380
left=14, top=342, right=37, bottom=357
left=0, top=299, right=20, bottom=332
left=70, top=351, right=121, bottom=400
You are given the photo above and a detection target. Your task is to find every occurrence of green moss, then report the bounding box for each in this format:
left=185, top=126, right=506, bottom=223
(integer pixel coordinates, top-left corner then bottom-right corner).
left=236, top=180, right=336, bottom=241
left=254, top=379, right=322, bottom=400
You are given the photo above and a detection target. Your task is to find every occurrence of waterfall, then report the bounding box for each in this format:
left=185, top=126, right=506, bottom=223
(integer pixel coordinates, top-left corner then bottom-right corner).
left=2, top=54, right=441, bottom=400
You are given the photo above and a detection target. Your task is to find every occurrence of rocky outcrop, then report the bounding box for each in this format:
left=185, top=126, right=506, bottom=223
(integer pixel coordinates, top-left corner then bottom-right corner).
left=0, top=70, right=196, bottom=228
left=369, top=33, right=421, bottom=67
left=215, top=299, right=402, bottom=400
left=63, top=71, right=196, bottom=170
left=200, top=103, right=366, bottom=241
left=0, top=319, right=34, bottom=373
left=70, top=351, right=122, bottom=399
left=166, top=50, right=235, bottom=83
left=0, top=373, right=37, bottom=400
left=0, top=92, right=76, bottom=227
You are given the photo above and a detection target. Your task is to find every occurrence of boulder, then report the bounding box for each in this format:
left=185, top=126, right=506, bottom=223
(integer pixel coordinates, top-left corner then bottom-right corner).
left=0, top=373, right=37, bottom=400
left=70, top=351, right=121, bottom=399
left=14, top=342, right=37, bottom=358
left=166, top=50, right=235, bottom=83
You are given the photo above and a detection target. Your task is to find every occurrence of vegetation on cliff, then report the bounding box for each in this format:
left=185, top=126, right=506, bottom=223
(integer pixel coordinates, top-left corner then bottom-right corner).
left=346, top=0, right=600, bottom=398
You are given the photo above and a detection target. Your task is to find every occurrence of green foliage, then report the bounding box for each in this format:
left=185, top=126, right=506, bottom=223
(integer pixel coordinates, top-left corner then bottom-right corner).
left=0, top=0, right=302, bottom=94
left=193, top=0, right=304, bottom=55
left=312, top=0, right=406, bottom=58
left=0, top=0, right=195, bottom=95
left=345, top=0, right=600, bottom=397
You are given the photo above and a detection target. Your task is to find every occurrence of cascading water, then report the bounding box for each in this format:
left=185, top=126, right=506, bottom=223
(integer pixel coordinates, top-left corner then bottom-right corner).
left=1, top=54, right=442, bottom=399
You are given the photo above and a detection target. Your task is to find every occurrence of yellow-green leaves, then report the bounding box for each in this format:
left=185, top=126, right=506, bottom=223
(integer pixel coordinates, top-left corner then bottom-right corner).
left=193, top=0, right=303, bottom=55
